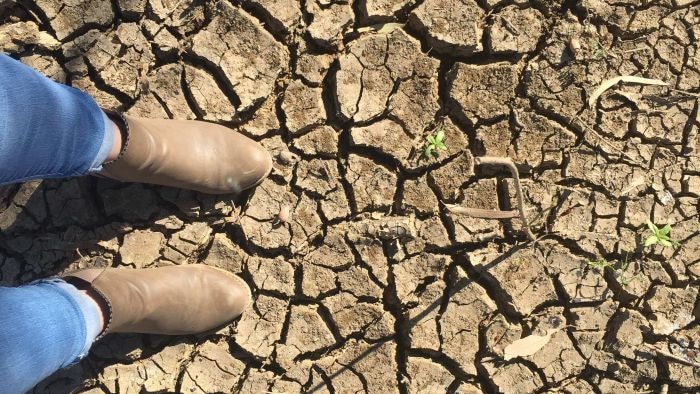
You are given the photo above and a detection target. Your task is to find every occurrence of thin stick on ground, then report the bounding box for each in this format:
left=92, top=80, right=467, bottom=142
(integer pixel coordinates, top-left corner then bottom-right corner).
left=643, top=343, right=700, bottom=368
left=442, top=203, right=519, bottom=219
left=572, top=116, right=645, bottom=167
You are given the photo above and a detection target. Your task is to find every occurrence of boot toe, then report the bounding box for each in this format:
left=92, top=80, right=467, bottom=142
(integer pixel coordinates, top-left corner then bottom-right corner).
left=239, top=143, right=272, bottom=191
left=204, top=266, right=252, bottom=322
left=223, top=275, right=253, bottom=319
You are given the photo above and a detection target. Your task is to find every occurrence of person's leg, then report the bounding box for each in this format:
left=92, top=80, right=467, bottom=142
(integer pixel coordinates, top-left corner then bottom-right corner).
left=0, top=279, right=102, bottom=394
left=0, top=53, right=272, bottom=194
left=0, top=54, right=115, bottom=185
left=0, top=265, right=251, bottom=393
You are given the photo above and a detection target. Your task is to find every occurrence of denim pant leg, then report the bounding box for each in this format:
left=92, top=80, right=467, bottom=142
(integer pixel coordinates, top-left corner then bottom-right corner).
left=0, top=53, right=113, bottom=186
left=0, top=279, right=102, bottom=394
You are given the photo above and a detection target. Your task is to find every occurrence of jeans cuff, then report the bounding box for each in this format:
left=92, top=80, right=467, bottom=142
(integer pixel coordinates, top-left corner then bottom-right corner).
left=32, top=278, right=101, bottom=363
left=86, top=110, right=114, bottom=173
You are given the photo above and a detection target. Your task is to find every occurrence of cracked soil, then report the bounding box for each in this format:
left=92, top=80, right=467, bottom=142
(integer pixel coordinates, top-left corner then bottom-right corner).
left=0, top=0, right=699, bottom=392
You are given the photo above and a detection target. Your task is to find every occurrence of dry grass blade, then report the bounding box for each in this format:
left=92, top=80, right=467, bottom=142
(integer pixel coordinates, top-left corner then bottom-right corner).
left=357, top=23, right=405, bottom=35
left=504, top=329, right=559, bottom=361
left=643, top=343, right=700, bottom=368
left=588, top=75, right=668, bottom=108
left=442, top=203, right=520, bottom=219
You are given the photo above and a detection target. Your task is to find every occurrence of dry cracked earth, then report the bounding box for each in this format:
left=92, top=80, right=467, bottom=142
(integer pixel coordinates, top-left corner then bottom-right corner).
left=1, top=0, right=699, bottom=393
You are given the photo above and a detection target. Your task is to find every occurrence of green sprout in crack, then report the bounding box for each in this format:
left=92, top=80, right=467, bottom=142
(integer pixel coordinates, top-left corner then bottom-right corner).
left=587, top=255, right=642, bottom=287
left=587, top=258, right=614, bottom=270
left=615, top=256, right=643, bottom=286
left=644, top=219, right=679, bottom=249
left=590, top=38, right=606, bottom=59
left=424, top=128, right=447, bottom=158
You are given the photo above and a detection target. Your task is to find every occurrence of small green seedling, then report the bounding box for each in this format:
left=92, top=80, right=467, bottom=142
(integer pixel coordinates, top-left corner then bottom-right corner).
left=614, top=256, right=642, bottom=286
left=644, top=219, right=679, bottom=248
left=590, top=38, right=606, bottom=59
left=424, top=129, right=447, bottom=158
left=587, top=255, right=641, bottom=287
left=587, top=258, right=614, bottom=270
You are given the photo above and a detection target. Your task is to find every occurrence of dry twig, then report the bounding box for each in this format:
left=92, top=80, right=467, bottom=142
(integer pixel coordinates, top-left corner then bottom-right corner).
left=643, top=343, right=700, bottom=368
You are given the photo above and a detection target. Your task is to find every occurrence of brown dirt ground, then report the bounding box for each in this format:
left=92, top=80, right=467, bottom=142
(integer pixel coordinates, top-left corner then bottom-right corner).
left=1, top=0, right=699, bottom=393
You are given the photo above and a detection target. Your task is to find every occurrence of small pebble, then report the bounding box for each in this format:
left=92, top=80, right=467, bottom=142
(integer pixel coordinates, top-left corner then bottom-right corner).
left=277, top=205, right=291, bottom=223
left=660, top=190, right=674, bottom=206
left=547, top=315, right=563, bottom=328
left=669, top=343, right=681, bottom=355
left=676, top=336, right=690, bottom=348
left=278, top=150, right=299, bottom=165
left=569, top=37, right=581, bottom=58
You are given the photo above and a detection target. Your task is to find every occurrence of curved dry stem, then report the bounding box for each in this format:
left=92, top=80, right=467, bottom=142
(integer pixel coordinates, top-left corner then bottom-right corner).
left=474, top=156, right=536, bottom=241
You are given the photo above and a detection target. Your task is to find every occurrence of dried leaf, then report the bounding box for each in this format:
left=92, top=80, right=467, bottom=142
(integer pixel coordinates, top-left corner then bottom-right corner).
left=443, top=203, right=519, bottom=219
left=357, top=23, right=405, bottom=35
left=503, top=329, right=558, bottom=360
left=619, top=176, right=646, bottom=196
left=588, top=75, right=668, bottom=108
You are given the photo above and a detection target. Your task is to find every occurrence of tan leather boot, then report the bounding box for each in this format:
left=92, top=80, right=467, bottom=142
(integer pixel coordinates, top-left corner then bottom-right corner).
left=100, top=111, right=272, bottom=194
left=63, top=265, right=251, bottom=336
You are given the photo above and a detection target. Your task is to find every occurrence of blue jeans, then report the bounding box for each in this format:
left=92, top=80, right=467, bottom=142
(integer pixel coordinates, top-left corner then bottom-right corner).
left=0, top=280, right=102, bottom=394
left=0, top=53, right=113, bottom=185
left=0, top=53, right=111, bottom=393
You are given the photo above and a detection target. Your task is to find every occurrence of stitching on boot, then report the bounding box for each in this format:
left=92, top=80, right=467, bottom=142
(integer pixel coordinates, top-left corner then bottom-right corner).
left=64, top=275, right=114, bottom=341
left=91, top=286, right=113, bottom=341
left=101, top=109, right=131, bottom=166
